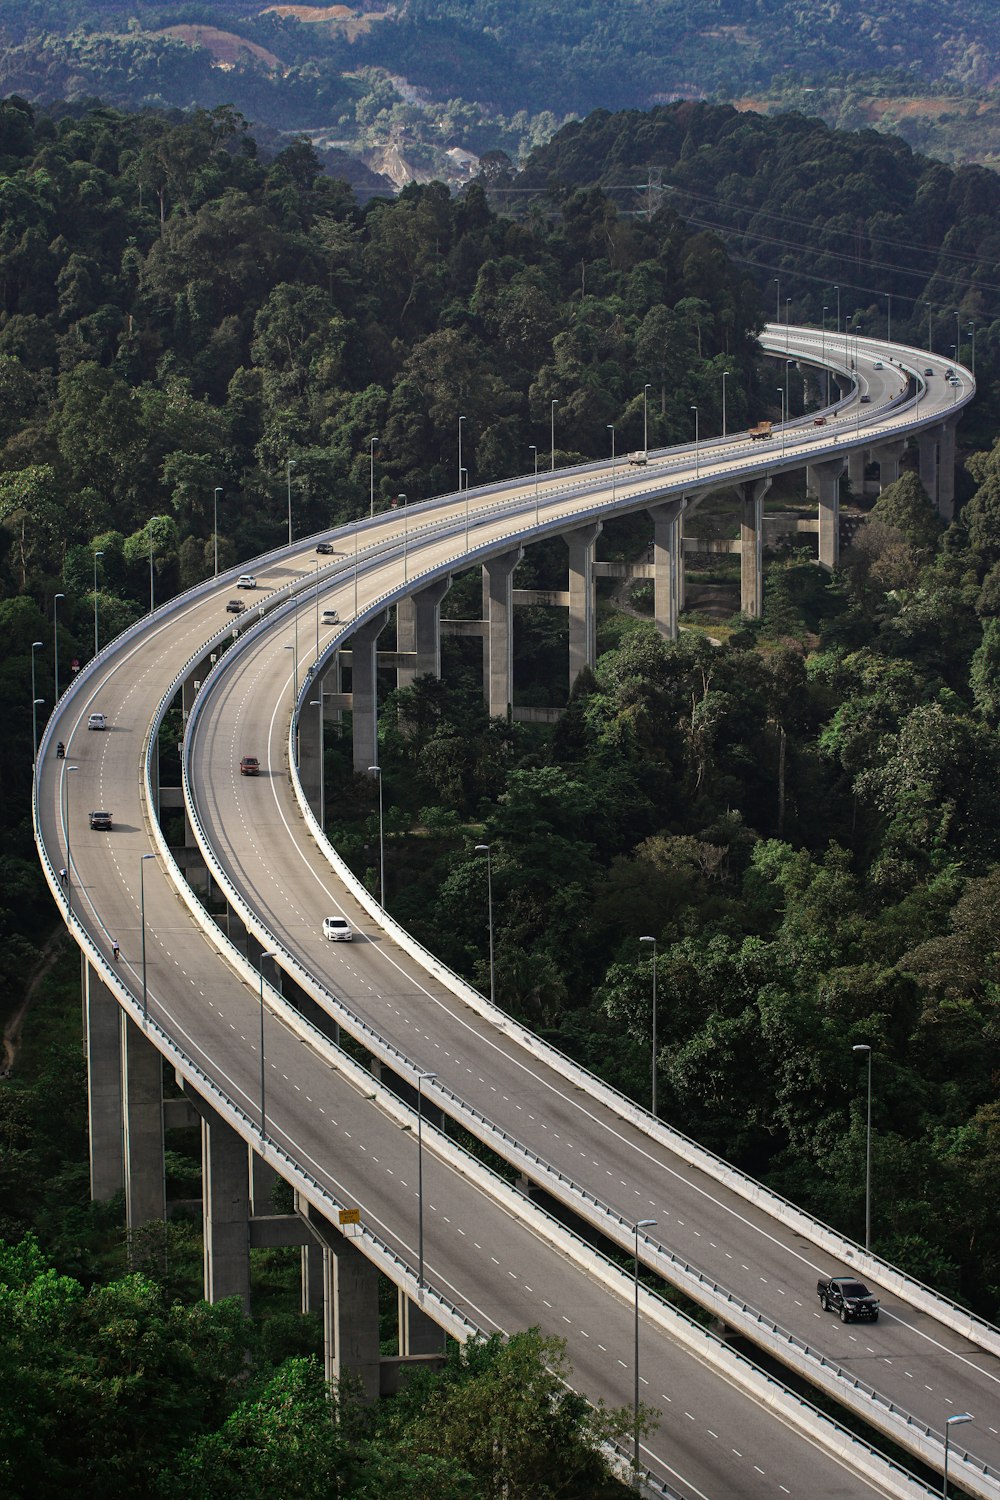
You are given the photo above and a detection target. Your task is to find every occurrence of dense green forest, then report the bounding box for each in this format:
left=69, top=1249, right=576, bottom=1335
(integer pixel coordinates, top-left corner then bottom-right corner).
left=2, top=1, right=1000, bottom=178
left=3, top=90, right=1000, bottom=1482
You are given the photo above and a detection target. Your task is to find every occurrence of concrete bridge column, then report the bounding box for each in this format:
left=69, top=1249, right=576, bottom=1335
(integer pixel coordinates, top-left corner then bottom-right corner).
left=85, top=964, right=124, bottom=1201
left=350, top=610, right=390, bottom=774
left=398, top=1288, right=446, bottom=1355
left=807, top=458, right=846, bottom=571
left=397, top=576, right=452, bottom=689
left=740, top=478, right=770, bottom=619
left=299, top=658, right=341, bottom=819
left=919, top=430, right=939, bottom=511
left=847, top=448, right=866, bottom=493
left=185, top=1088, right=251, bottom=1310
left=565, top=522, right=602, bottom=689
left=121, top=1012, right=166, bottom=1237
left=303, top=1209, right=381, bottom=1401
left=250, top=1150, right=278, bottom=1215
left=648, top=500, right=684, bottom=640
left=938, top=420, right=957, bottom=521
left=871, top=439, right=906, bottom=491
left=676, top=513, right=687, bottom=612
left=483, top=548, right=523, bottom=718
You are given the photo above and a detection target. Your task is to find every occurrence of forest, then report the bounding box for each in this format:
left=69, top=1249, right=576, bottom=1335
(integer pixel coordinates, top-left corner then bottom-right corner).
left=1, top=91, right=1000, bottom=1489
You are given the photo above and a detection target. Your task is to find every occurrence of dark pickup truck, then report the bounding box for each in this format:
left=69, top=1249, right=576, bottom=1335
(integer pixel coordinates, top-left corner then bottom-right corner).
left=817, top=1276, right=879, bottom=1323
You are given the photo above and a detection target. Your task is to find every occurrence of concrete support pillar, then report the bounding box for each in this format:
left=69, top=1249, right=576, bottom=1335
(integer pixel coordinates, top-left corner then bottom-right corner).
left=938, top=420, right=956, bottom=521
left=648, top=500, right=684, bottom=641
left=121, top=1013, right=166, bottom=1233
left=397, top=576, right=452, bottom=689
left=740, top=478, right=770, bottom=619
left=350, top=610, right=390, bottom=774
left=192, top=1091, right=251, bottom=1310
left=565, top=522, right=602, bottom=690
left=808, top=458, right=846, bottom=571
left=483, top=548, right=523, bottom=718
left=85, top=963, right=124, bottom=1201
left=323, top=1231, right=381, bottom=1400
left=872, top=440, right=906, bottom=492
left=249, top=1150, right=278, bottom=1215
left=298, top=659, right=341, bottom=819
left=918, top=430, right=940, bottom=513
left=847, top=448, right=867, bottom=492
left=676, top=513, right=687, bottom=612
left=398, top=1287, right=446, bottom=1355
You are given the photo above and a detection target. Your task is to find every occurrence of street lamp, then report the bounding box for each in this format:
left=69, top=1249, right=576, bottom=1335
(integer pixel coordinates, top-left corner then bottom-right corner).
left=633, top=1217, right=657, bottom=1478
left=63, top=764, right=78, bottom=918
left=417, top=1069, right=438, bottom=1291
left=92, top=550, right=104, bottom=655
left=834, top=283, right=840, bottom=336
left=943, top=1413, right=974, bottom=1499
left=53, top=593, right=64, bottom=702
left=550, top=398, right=558, bottom=471
left=139, top=853, right=155, bottom=1027
left=458, top=414, right=466, bottom=493
left=369, top=764, right=384, bottom=907
left=852, top=1044, right=872, bottom=1252
left=286, top=458, right=296, bottom=546
left=30, top=640, right=43, bottom=764
left=309, top=696, right=325, bottom=831
left=785, top=296, right=791, bottom=351
left=690, top=405, right=699, bottom=477
left=773, top=275, right=779, bottom=323
left=213, top=487, right=222, bottom=576
left=776, top=388, right=786, bottom=458
left=148, top=530, right=155, bottom=613
left=399, top=493, right=408, bottom=581
left=475, top=843, right=494, bottom=1006
left=822, top=306, right=829, bottom=404
left=607, top=423, right=616, bottom=502
left=968, top=320, right=976, bottom=377
left=785, top=358, right=794, bottom=420
left=639, top=936, right=658, bottom=1117
left=643, top=382, right=652, bottom=459
left=461, top=469, right=470, bottom=548
left=721, top=371, right=730, bottom=439
left=529, top=445, right=539, bottom=525
left=369, top=436, right=378, bottom=517
left=258, top=950, right=277, bottom=1137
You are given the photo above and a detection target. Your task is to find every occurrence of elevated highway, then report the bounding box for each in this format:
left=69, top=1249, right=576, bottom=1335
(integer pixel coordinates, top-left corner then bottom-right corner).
left=35, top=326, right=988, bottom=1498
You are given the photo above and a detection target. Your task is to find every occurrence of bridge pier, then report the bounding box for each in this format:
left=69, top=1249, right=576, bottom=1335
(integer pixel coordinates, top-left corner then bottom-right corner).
left=871, top=439, right=906, bottom=491
left=740, top=478, right=770, bottom=618
left=938, top=420, right=956, bottom=520
left=395, top=576, right=452, bottom=689
left=846, top=447, right=866, bottom=493
left=566, top=523, right=602, bottom=688
left=306, top=1209, right=382, bottom=1400
left=398, top=1288, right=447, bottom=1355
left=807, top=458, right=846, bottom=571
left=648, top=500, right=684, bottom=640
left=185, top=1087, right=251, bottom=1310
left=85, top=963, right=124, bottom=1200
left=351, top=610, right=390, bottom=774
left=483, top=548, right=523, bottom=718
left=121, top=1012, right=166, bottom=1240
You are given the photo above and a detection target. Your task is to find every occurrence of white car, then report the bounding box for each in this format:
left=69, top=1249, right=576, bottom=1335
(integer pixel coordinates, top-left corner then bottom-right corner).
left=87, top=713, right=107, bottom=730
left=322, top=608, right=339, bottom=623
left=323, top=916, right=353, bottom=942
left=236, top=574, right=257, bottom=589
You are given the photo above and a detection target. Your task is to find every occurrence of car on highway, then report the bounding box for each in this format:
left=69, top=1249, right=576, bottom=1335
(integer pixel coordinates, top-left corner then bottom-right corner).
left=315, top=542, right=335, bottom=555
left=226, top=598, right=247, bottom=614
left=236, top=574, right=257, bottom=589
left=89, top=809, right=113, bottom=830
left=322, top=915, right=353, bottom=942
left=322, top=608, right=339, bottom=623
left=812, top=416, right=826, bottom=426
left=239, top=756, right=260, bottom=776
left=87, top=712, right=107, bottom=731
left=873, top=360, right=883, bottom=369
left=860, top=394, right=871, bottom=403
left=923, top=367, right=934, bottom=376
left=817, top=1275, right=879, bottom=1322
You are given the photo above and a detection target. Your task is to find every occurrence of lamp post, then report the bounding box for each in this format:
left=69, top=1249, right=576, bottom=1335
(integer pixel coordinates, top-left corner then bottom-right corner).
left=213, top=487, right=222, bottom=576
left=608, top=423, right=616, bottom=502
left=943, top=1413, right=974, bottom=1499
left=785, top=357, right=794, bottom=420
left=968, top=320, right=976, bottom=377
left=63, top=764, right=78, bottom=918
left=475, top=843, right=494, bottom=1006
left=777, top=389, right=786, bottom=458
left=258, top=950, right=276, bottom=1137
left=458, top=414, right=466, bottom=493
left=461, top=468, right=470, bottom=548
left=53, top=593, right=64, bottom=702
left=639, top=936, right=658, bottom=1117
left=148, top=530, right=155, bottom=613
left=690, top=405, right=699, bottom=477
left=822, top=305, right=829, bottom=404
left=369, top=436, right=378, bottom=517
left=550, top=398, right=558, bottom=470
left=785, top=296, right=791, bottom=351
left=417, top=1069, right=438, bottom=1291
left=886, top=293, right=892, bottom=346
left=834, top=283, right=840, bottom=336
left=30, top=639, right=43, bottom=764
left=369, top=764, right=384, bottom=907
left=286, top=458, right=296, bottom=546
left=399, top=493, right=408, bottom=581
left=283, top=643, right=298, bottom=715
left=309, top=696, right=325, bottom=831
left=633, top=1217, right=657, bottom=1478
left=773, top=275, right=779, bottom=323
left=92, top=550, right=104, bottom=655
left=140, top=853, right=155, bottom=1027
left=643, top=382, right=652, bottom=458
left=721, top=371, right=729, bottom=439
left=529, top=445, right=539, bottom=525
left=852, top=1044, right=872, bottom=1252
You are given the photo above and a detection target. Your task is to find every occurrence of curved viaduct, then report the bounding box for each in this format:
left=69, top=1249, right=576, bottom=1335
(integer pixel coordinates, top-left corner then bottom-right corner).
left=35, top=326, right=995, bottom=1500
